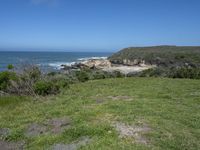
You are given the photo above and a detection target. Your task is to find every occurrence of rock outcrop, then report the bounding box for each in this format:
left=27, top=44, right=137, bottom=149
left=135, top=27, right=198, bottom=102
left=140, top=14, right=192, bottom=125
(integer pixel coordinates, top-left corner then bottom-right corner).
left=81, top=59, right=111, bottom=69
left=62, top=59, right=111, bottom=70
left=122, top=59, right=146, bottom=66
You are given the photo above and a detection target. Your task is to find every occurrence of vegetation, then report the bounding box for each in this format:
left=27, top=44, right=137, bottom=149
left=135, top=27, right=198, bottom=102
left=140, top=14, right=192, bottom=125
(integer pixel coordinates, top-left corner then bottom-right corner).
left=1, top=49, right=200, bottom=149
left=109, top=46, right=200, bottom=67
left=33, top=80, right=60, bottom=96
left=136, top=67, right=200, bottom=79
left=7, top=64, right=14, bottom=70
left=0, top=78, right=199, bottom=149
left=0, top=65, right=125, bottom=96
left=0, top=71, right=18, bottom=90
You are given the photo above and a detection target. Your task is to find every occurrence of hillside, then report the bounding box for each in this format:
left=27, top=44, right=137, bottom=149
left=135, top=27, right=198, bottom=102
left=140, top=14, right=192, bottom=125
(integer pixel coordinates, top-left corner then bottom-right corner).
left=0, top=78, right=200, bottom=149
left=108, top=46, right=200, bottom=67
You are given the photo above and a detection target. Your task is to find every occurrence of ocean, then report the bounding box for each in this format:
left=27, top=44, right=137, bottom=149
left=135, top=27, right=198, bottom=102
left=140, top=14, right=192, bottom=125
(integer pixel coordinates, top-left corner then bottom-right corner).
left=0, top=51, right=112, bottom=71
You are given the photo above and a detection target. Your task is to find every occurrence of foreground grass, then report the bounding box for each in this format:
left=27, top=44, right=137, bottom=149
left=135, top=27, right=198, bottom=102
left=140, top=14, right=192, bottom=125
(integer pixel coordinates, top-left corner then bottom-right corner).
left=0, top=77, right=200, bottom=149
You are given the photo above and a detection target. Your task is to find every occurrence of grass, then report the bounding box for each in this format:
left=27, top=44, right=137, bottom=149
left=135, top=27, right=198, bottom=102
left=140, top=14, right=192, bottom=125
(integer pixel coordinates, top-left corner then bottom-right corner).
left=0, top=77, right=200, bottom=149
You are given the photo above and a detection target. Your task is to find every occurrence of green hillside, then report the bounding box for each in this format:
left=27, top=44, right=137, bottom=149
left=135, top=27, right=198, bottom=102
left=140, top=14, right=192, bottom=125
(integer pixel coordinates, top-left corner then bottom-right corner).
left=109, top=46, right=200, bottom=67
left=0, top=78, right=200, bottom=149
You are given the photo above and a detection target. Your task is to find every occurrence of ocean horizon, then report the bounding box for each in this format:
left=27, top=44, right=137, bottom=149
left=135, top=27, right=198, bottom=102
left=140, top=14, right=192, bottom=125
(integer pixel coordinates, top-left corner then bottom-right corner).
left=0, top=51, right=112, bottom=71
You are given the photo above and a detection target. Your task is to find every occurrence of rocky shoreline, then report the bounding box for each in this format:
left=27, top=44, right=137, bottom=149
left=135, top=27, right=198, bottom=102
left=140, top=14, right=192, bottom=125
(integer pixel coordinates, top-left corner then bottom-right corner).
left=61, top=58, right=155, bottom=75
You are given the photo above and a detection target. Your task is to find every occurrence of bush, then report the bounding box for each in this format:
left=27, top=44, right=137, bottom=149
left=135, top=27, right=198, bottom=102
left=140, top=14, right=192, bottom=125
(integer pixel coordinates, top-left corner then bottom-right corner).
left=112, top=71, right=124, bottom=78
left=50, top=75, right=70, bottom=88
left=169, top=67, right=200, bottom=79
left=0, top=71, right=18, bottom=91
left=75, top=71, right=89, bottom=82
left=5, top=66, right=42, bottom=95
left=22, top=66, right=41, bottom=81
left=138, top=66, right=200, bottom=79
left=7, top=64, right=14, bottom=70
left=139, top=68, right=166, bottom=77
left=47, top=72, right=57, bottom=76
left=34, top=80, right=60, bottom=96
left=92, top=71, right=106, bottom=80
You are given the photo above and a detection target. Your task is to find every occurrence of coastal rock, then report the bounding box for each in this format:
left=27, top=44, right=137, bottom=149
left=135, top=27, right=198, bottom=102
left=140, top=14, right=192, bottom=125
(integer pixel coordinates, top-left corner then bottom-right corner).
left=122, top=59, right=146, bottom=66
left=61, top=59, right=111, bottom=70
left=80, top=59, right=111, bottom=69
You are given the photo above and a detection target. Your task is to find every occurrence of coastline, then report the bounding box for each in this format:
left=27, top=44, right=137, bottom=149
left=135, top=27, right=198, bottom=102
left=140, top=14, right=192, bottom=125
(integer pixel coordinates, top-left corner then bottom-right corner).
left=61, top=57, right=155, bottom=75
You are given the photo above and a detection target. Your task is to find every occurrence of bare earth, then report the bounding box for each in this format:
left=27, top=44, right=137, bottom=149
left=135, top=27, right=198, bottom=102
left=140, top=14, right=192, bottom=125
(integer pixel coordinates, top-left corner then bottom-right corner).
left=102, top=65, right=154, bottom=75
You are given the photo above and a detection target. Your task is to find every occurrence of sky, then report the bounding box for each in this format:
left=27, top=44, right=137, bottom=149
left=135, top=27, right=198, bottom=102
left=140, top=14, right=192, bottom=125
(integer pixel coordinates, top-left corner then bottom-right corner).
left=0, top=0, right=200, bottom=51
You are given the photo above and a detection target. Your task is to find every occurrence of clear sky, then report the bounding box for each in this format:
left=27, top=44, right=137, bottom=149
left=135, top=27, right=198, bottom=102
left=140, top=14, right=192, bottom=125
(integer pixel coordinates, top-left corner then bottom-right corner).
left=0, top=0, right=200, bottom=51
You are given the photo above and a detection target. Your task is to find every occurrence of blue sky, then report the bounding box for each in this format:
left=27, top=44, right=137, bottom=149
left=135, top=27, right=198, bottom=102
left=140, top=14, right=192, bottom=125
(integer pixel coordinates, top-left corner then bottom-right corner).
left=0, top=0, right=200, bottom=51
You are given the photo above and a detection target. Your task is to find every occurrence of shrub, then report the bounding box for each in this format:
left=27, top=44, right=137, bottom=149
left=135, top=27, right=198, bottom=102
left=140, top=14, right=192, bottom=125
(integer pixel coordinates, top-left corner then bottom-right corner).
left=24, top=66, right=41, bottom=81
left=0, top=71, right=18, bottom=91
left=50, top=75, right=70, bottom=88
left=112, top=71, right=124, bottom=78
left=169, top=67, right=200, bottom=79
left=138, top=66, right=200, bottom=79
left=56, top=78, right=69, bottom=88
left=139, top=68, right=165, bottom=77
left=92, top=71, right=106, bottom=80
left=34, top=80, right=60, bottom=96
left=75, top=71, right=89, bottom=82
left=7, top=64, right=14, bottom=70
left=47, top=72, right=57, bottom=76
left=5, top=65, right=42, bottom=95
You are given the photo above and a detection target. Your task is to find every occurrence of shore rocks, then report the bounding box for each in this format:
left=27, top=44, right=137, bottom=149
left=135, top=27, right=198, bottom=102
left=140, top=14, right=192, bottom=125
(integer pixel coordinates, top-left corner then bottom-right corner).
left=81, top=59, right=111, bottom=69
left=122, top=59, right=146, bottom=66
left=62, top=58, right=111, bottom=70
left=61, top=58, right=154, bottom=75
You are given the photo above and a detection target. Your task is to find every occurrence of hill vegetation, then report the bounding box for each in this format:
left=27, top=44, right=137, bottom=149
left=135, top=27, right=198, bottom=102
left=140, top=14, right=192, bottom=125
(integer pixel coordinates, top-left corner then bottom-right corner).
left=109, top=46, right=200, bottom=79
left=109, top=46, right=200, bottom=67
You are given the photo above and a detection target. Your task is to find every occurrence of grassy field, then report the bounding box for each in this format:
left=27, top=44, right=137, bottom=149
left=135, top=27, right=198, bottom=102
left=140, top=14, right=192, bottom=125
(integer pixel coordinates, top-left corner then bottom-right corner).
left=0, top=77, right=200, bottom=149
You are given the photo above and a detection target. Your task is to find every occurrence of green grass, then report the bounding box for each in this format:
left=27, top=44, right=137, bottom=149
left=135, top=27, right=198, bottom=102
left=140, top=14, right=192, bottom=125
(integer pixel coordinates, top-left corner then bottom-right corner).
left=0, top=77, right=200, bottom=149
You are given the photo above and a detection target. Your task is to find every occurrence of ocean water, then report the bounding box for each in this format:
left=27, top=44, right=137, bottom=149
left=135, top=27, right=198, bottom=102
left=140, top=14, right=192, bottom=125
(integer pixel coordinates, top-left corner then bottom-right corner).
left=0, top=51, right=112, bottom=71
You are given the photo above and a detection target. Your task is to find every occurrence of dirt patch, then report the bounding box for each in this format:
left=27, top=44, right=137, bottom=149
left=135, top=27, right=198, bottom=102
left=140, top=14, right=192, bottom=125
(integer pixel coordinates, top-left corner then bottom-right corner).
left=113, top=122, right=151, bottom=144
left=95, top=99, right=105, bottom=104
left=47, top=117, right=71, bottom=134
left=0, top=140, right=25, bottom=150
left=52, top=136, right=91, bottom=150
left=25, top=123, right=47, bottom=137
left=0, top=128, right=10, bottom=139
left=107, top=96, right=133, bottom=101
left=92, top=95, right=133, bottom=103
left=102, top=65, right=154, bottom=75
left=25, top=117, right=71, bottom=137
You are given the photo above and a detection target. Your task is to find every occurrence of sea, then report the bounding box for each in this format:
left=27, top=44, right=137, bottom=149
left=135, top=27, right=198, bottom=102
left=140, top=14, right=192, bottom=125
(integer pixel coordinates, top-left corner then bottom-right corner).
left=0, top=51, right=113, bottom=72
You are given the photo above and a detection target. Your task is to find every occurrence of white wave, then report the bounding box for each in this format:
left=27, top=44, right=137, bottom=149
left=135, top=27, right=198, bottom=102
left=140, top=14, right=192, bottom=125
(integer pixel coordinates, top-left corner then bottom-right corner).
left=78, top=56, right=107, bottom=61
left=40, top=56, right=108, bottom=70
left=48, top=62, right=76, bottom=69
